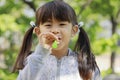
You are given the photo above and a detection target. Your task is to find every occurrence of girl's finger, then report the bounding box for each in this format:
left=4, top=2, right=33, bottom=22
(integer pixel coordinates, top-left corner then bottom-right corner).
left=45, top=32, right=59, bottom=41
left=40, top=32, right=59, bottom=41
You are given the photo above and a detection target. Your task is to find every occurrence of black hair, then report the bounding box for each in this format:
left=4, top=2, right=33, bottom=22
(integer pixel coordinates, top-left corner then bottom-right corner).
left=74, top=27, right=98, bottom=79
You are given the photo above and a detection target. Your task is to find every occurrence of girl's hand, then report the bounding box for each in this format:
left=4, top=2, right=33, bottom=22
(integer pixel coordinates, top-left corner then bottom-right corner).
left=38, top=32, right=59, bottom=50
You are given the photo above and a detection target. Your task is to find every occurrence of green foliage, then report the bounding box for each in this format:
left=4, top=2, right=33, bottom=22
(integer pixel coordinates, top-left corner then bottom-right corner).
left=92, top=34, right=119, bottom=55
left=0, top=0, right=23, bottom=14
left=90, top=0, right=114, bottom=16
left=0, top=14, right=19, bottom=33
left=101, top=68, right=112, bottom=78
left=0, top=69, right=17, bottom=80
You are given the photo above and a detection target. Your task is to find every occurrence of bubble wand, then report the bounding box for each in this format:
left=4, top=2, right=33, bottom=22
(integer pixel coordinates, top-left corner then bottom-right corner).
left=52, top=40, right=58, bottom=49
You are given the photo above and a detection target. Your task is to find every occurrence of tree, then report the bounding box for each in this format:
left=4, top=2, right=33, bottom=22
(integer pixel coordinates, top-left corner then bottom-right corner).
left=89, top=0, right=120, bottom=73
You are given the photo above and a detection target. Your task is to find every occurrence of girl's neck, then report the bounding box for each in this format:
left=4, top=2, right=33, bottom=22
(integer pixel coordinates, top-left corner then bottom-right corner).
left=51, top=48, right=68, bottom=59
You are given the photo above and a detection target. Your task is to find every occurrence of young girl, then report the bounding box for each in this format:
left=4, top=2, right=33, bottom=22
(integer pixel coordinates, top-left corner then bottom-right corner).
left=13, top=1, right=102, bottom=80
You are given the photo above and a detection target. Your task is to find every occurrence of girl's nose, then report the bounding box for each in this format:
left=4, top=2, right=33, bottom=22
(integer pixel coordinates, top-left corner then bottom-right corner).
left=50, top=28, right=60, bottom=34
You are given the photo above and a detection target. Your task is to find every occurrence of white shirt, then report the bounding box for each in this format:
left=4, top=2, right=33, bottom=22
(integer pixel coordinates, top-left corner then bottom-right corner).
left=17, top=44, right=102, bottom=80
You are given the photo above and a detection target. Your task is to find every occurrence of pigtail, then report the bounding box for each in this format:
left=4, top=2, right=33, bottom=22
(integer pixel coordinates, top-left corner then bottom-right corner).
left=12, top=26, right=34, bottom=72
left=74, top=27, right=97, bottom=80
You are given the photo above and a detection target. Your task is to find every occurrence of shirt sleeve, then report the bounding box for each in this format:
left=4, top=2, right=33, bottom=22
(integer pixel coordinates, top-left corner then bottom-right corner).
left=17, top=44, right=50, bottom=80
left=92, top=67, right=102, bottom=80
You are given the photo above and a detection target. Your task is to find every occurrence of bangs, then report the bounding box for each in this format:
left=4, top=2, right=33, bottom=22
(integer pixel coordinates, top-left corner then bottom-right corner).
left=36, top=1, right=77, bottom=25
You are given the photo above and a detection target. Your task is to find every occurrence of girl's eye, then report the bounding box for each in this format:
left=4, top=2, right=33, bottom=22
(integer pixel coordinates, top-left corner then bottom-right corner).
left=59, top=23, right=66, bottom=26
left=44, top=23, right=52, bottom=27
left=45, top=24, right=51, bottom=26
left=44, top=24, right=52, bottom=28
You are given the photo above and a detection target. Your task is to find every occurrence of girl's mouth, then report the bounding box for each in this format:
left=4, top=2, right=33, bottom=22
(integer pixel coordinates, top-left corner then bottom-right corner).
left=58, top=37, right=62, bottom=41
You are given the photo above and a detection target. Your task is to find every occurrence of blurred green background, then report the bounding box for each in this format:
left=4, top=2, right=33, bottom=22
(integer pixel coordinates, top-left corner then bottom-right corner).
left=0, top=0, right=120, bottom=80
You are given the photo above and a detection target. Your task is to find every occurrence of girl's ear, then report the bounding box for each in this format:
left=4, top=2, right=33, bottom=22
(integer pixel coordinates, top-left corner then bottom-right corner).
left=71, top=25, right=78, bottom=37
left=34, top=27, right=40, bottom=36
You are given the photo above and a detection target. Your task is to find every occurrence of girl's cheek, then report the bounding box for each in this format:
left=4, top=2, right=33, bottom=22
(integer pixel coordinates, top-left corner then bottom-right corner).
left=38, top=33, right=45, bottom=44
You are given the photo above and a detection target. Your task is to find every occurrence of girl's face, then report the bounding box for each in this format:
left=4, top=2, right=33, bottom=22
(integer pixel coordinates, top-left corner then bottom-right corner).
left=35, top=19, right=78, bottom=51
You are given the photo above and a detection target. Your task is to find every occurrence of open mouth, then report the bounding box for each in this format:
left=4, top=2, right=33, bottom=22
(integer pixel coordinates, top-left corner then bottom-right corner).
left=58, top=37, right=61, bottom=40
left=51, top=37, right=61, bottom=43
left=52, top=36, right=62, bottom=45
